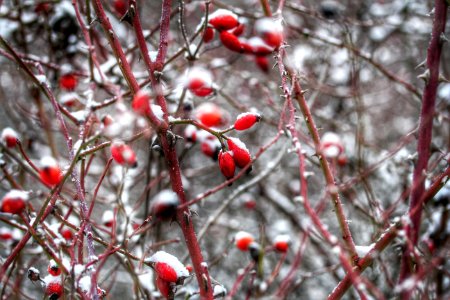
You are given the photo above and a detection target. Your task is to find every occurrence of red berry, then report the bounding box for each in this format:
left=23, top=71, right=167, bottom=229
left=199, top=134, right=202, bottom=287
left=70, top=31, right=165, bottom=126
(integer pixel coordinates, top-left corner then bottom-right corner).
left=255, top=56, right=270, bottom=73
left=1, top=190, right=28, bottom=215
left=186, top=68, right=214, bottom=97
left=60, top=229, right=73, bottom=241
left=45, top=281, right=63, bottom=299
left=208, top=9, right=239, bottom=31
left=102, top=210, right=114, bottom=228
left=200, top=138, right=221, bottom=160
left=230, top=23, right=245, bottom=36
left=39, top=157, right=63, bottom=186
left=218, top=150, right=235, bottom=180
left=235, top=231, right=254, bottom=251
left=274, top=235, right=290, bottom=252
left=151, top=190, right=180, bottom=220
left=0, top=228, right=13, bottom=240
left=147, top=251, right=189, bottom=283
left=155, top=262, right=178, bottom=283
left=184, top=125, right=198, bottom=143
left=131, top=90, right=152, bottom=116
left=59, top=73, right=78, bottom=91
left=247, top=37, right=274, bottom=56
left=113, top=0, right=128, bottom=16
left=255, top=18, right=284, bottom=49
left=34, top=3, right=52, bottom=14
left=320, top=132, right=344, bottom=158
left=1, top=127, right=19, bottom=148
left=97, top=287, right=107, bottom=298
left=101, top=115, right=114, bottom=127
left=48, top=260, right=61, bottom=276
left=220, top=31, right=243, bottom=53
left=195, top=103, right=224, bottom=127
left=203, top=27, right=215, bottom=43
left=337, top=154, right=348, bottom=166
left=156, top=276, right=172, bottom=299
left=227, top=137, right=251, bottom=168
left=60, top=93, right=81, bottom=108
left=234, top=112, right=261, bottom=131
left=110, top=141, right=137, bottom=168
left=244, top=199, right=257, bottom=210
left=185, top=264, right=193, bottom=273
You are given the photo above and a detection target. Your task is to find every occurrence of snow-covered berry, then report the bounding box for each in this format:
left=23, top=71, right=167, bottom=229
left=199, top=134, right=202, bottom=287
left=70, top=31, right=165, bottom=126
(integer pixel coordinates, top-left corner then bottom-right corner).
left=48, top=260, right=61, bottom=276
left=208, top=9, right=239, bottom=31
left=246, top=36, right=274, bottom=56
left=131, top=90, right=152, bottom=116
left=235, top=231, right=254, bottom=251
left=195, top=103, right=224, bottom=127
left=273, top=234, right=290, bottom=252
left=110, top=141, right=138, bottom=168
left=320, top=132, right=344, bottom=158
left=1, top=190, right=29, bottom=214
left=227, top=137, right=251, bottom=168
left=185, top=67, right=214, bottom=97
left=255, top=17, right=283, bottom=49
left=200, top=137, right=221, bottom=160
left=218, top=150, right=236, bottom=180
left=44, top=275, right=63, bottom=299
left=27, top=267, right=41, bottom=282
left=1, top=127, right=19, bottom=148
left=220, top=31, right=243, bottom=53
left=146, top=251, right=189, bottom=284
left=184, top=124, right=198, bottom=143
left=102, top=210, right=114, bottom=228
left=234, top=112, right=261, bottom=131
left=0, top=227, right=13, bottom=240
left=39, top=156, right=63, bottom=186
left=151, top=190, right=180, bottom=220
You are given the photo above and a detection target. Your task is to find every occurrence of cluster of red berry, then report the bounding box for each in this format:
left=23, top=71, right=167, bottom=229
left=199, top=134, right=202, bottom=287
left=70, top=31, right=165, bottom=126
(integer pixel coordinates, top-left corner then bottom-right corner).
left=202, top=9, right=284, bottom=72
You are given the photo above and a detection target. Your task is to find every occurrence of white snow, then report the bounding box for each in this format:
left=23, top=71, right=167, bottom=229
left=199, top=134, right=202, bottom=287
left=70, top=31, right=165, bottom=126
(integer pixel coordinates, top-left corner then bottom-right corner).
left=78, top=275, right=91, bottom=292
left=209, top=9, right=238, bottom=21
left=255, top=17, right=283, bottom=35
left=228, top=137, right=249, bottom=152
left=3, top=189, right=29, bottom=201
left=355, top=244, right=375, bottom=257
left=150, top=104, right=164, bottom=120
left=235, top=231, right=253, bottom=242
left=43, top=274, right=61, bottom=285
left=213, top=284, right=227, bottom=296
left=274, top=234, right=291, bottom=244
left=138, top=272, right=154, bottom=291
left=40, top=156, right=58, bottom=168
left=35, top=75, right=48, bottom=84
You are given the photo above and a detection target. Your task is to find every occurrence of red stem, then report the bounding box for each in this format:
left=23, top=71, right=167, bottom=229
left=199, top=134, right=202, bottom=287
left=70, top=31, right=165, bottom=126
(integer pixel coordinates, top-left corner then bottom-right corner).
left=398, top=0, right=448, bottom=291
left=159, top=132, right=214, bottom=299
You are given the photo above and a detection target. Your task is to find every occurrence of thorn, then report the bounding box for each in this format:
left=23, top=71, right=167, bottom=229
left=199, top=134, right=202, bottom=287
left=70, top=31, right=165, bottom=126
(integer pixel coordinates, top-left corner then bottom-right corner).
left=440, top=32, right=448, bottom=44
left=120, top=4, right=136, bottom=24
left=417, top=69, right=430, bottom=83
